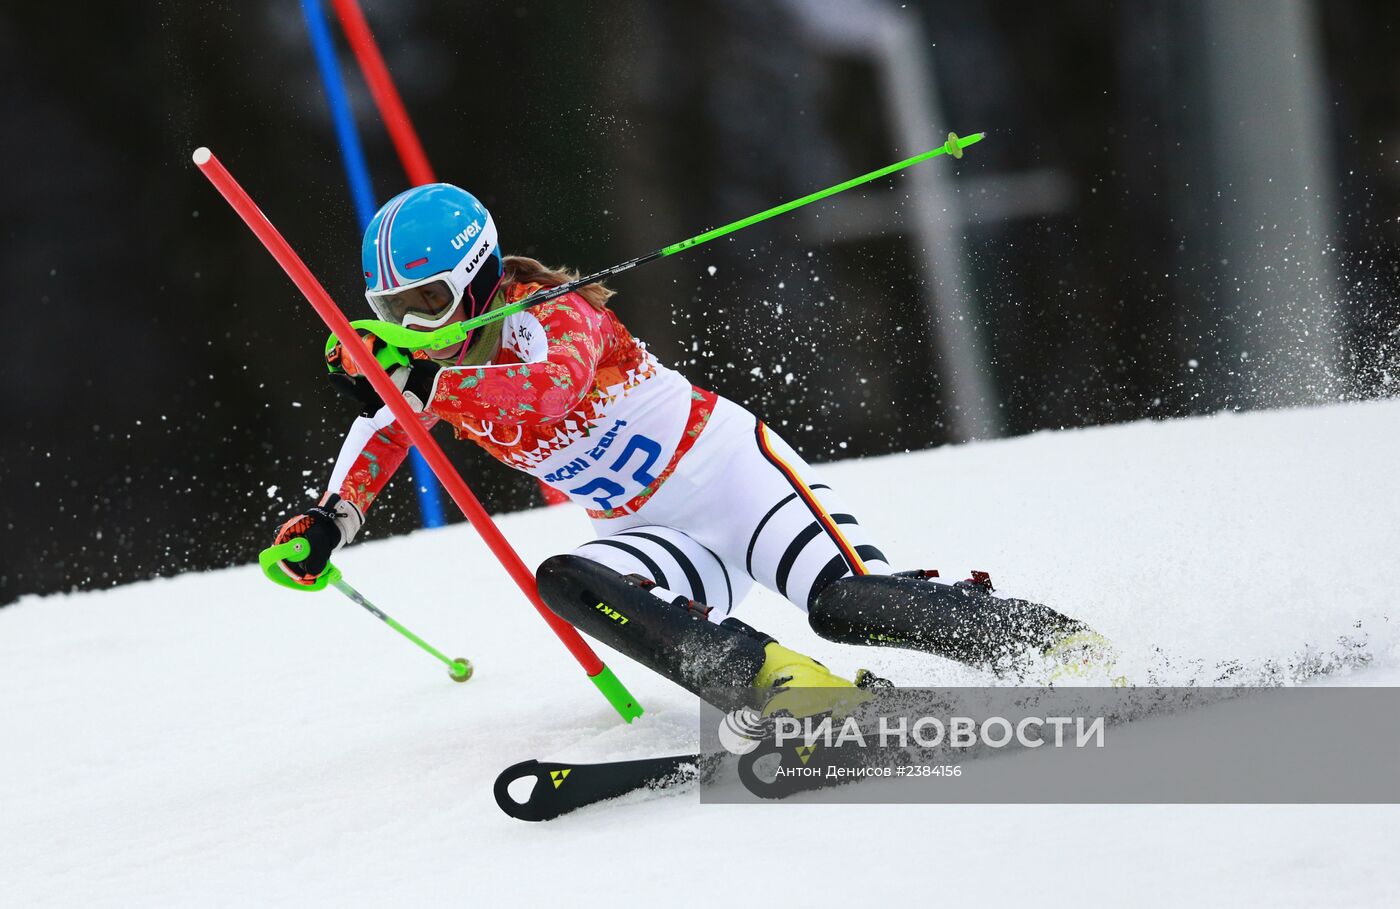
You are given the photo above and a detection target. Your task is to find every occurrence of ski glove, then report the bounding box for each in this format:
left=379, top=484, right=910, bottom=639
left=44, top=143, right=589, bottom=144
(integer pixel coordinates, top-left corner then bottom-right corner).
left=390, top=359, right=441, bottom=413
left=272, top=493, right=365, bottom=585
left=326, top=333, right=440, bottom=417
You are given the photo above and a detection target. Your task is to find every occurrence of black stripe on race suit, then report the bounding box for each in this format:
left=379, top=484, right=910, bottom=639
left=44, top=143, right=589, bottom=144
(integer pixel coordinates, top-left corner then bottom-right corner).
left=652, top=533, right=734, bottom=613
left=706, top=542, right=733, bottom=611
left=806, top=545, right=891, bottom=610
left=576, top=539, right=670, bottom=590
left=774, top=514, right=858, bottom=600
left=625, top=531, right=707, bottom=608
left=745, top=484, right=831, bottom=578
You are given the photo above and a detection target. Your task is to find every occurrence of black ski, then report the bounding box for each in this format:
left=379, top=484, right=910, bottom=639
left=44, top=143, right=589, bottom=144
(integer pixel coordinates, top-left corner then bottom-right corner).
left=493, top=753, right=702, bottom=822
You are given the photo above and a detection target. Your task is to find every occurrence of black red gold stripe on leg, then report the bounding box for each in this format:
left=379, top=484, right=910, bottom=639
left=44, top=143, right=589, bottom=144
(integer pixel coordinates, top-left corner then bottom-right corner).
left=753, top=421, right=868, bottom=576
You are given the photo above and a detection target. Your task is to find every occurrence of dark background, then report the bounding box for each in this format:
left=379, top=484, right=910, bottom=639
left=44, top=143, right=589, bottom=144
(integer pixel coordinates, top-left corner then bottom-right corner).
left=1, top=0, right=1396, bottom=605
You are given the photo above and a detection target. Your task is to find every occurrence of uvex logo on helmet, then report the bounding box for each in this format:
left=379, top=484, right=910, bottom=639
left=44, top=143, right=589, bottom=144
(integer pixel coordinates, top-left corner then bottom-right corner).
left=464, top=234, right=492, bottom=272
left=450, top=221, right=482, bottom=250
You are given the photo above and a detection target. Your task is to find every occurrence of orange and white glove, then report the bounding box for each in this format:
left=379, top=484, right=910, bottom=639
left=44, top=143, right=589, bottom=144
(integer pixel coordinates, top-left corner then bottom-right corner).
left=271, top=493, right=364, bottom=585
left=326, top=333, right=440, bottom=416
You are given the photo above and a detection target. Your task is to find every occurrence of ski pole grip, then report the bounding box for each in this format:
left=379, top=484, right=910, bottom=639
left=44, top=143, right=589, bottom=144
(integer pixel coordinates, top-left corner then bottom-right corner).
left=588, top=665, right=644, bottom=722
left=258, top=537, right=340, bottom=592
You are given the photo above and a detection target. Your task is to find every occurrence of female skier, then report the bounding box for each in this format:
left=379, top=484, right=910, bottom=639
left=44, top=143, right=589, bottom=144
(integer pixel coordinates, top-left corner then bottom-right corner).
left=272, top=184, right=1107, bottom=703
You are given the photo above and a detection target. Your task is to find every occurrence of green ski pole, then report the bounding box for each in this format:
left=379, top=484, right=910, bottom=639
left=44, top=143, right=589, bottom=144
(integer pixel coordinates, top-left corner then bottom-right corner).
left=259, top=538, right=473, bottom=682
left=348, top=131, right=985, bottom=352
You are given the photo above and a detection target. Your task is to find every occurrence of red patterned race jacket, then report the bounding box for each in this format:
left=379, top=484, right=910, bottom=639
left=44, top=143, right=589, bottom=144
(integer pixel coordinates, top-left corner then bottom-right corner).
left=326, top=281, right=715, bottom=519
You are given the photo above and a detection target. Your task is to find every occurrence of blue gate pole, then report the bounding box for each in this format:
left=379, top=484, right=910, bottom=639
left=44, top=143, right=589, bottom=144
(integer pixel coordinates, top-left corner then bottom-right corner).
left=300, top=0, right=445, bottom=529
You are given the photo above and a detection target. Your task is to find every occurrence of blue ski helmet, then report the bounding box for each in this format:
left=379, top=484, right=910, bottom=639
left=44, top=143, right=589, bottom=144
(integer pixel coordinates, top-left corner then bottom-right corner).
left=361, top=183, right=503, bottom=341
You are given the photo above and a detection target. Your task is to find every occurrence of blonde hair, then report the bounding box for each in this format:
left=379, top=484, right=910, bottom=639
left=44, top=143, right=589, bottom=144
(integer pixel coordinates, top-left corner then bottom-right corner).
left=449, top=255, right=614, bottom=365
left=501, top=255, right=614, bottom=310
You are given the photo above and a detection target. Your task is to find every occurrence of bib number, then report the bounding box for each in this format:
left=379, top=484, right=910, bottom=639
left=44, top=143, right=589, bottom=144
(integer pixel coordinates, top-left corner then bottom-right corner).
left=567, top=433, right=663, bottom=510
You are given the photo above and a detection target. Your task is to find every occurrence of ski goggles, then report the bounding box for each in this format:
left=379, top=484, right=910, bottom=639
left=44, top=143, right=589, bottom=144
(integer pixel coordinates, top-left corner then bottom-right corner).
left=366, top=275, right=463, bottom=330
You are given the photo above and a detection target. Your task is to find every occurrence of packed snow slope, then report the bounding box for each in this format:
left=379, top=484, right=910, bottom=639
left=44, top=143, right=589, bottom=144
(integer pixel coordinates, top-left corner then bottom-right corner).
left=4, top=400, right=1399, bottom=908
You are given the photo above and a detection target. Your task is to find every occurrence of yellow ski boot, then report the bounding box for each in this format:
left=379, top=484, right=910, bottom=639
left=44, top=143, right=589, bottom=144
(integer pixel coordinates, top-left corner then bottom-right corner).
left=756, top=642, right=871, bottom=718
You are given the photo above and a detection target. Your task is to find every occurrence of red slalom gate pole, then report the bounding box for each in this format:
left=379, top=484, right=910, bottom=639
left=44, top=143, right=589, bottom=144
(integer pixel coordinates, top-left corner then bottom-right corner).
left=328, top=0, right=569, bottom=507
left=328, top=0, right=433, bottom=186
left=193, top=147, right=641, bottom=722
